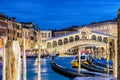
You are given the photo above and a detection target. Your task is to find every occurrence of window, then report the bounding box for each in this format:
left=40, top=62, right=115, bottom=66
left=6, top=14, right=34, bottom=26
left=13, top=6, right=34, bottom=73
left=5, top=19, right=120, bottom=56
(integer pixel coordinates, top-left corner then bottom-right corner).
left=31, top=36, right=34, bottom=40
left=47, top=42, right=51, bottom=48
left=19, top=33, right=22, bottom=38
left=48, top=33, right=51, bottom=38
left=44, top=33, right=46, bottom=38
left=17, top=33, right=19, bottom=37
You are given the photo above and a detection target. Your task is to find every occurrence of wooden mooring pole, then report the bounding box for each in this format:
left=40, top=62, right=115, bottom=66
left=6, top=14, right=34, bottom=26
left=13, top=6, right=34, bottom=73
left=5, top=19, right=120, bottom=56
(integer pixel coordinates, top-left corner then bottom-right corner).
left=2, top=37, right=7, bottom=80
left=37, top=47, right=41, bottom=80
left=4, top=41, right=21, bottom=80
left=23, top=35, right=27, bottom=80
left=78, top=46, right=81, bottom=73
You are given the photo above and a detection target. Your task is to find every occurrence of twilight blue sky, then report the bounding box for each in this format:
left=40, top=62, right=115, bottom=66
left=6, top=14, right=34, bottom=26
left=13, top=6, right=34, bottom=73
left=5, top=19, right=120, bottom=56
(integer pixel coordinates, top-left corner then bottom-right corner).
left=0, top=0, right=120, bottom=30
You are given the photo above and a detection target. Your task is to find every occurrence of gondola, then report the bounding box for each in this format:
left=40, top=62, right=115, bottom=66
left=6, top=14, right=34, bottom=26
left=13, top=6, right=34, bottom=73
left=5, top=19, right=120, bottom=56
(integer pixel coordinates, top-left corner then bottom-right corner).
left=87, top=57, right=113, bottom=73
left=51, top=57, right=107, bottom=79
left=81, top=62, right=107, bottom=73
left=71, top=56, right=107, bottom=73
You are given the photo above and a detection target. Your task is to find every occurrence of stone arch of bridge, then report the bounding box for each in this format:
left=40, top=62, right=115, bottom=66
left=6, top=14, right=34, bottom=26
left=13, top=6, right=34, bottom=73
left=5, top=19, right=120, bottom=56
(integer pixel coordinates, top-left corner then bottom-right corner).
left=47, top=35, right=108, bottom=48
left=47, top=40, right=107, bottom=54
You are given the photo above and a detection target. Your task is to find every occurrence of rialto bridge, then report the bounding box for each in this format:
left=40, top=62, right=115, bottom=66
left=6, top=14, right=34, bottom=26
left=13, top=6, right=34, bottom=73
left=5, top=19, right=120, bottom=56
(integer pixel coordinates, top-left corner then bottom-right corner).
left=45, top=27, right=117, bottom=58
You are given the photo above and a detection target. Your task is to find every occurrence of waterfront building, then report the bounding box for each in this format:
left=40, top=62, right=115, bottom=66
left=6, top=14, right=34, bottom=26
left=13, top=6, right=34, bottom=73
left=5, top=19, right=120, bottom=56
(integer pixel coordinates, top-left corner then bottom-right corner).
left=21, top=22, right=42, bottom=55
left=54, top=30, right=76, bottom=37
left=16, top=22, right=23, bottom=47
left=0, top=14, right=42, bottom=56
left=88, top=20, right=117, bottom=36
left=76, top=19, right=117, bottom=36
left=41, top=30, right=52, bottom=43
left=0, top=14, right=8, bottom=48
left=21, top=22, right=37, bottom=54
left=0, top=14, right=23, bottom=57
left=22, top=27, right=31, bottom=50
left=53, top=26, right=78, bottom=37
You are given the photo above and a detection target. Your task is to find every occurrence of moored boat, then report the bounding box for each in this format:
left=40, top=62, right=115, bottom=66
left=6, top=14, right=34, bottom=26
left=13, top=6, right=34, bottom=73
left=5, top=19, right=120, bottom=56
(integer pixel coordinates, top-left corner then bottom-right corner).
left=71, top=55, right=89, bottom=68
left=51, top=57, right=108, bottom=79
left=71, top=56, right=112, bottom=73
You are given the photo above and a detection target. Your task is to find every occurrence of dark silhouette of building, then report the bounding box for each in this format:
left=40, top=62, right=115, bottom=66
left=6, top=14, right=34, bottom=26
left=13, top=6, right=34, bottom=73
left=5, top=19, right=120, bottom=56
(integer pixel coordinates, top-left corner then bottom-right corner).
left=117, top=8, right=120, bottom=80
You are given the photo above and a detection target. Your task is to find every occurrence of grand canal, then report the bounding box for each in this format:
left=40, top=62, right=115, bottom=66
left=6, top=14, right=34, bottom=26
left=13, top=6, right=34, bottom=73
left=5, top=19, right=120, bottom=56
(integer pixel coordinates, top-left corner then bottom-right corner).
left=24, top=56, right=72, bottom=80
left=0, top=56, right=116, bottom=80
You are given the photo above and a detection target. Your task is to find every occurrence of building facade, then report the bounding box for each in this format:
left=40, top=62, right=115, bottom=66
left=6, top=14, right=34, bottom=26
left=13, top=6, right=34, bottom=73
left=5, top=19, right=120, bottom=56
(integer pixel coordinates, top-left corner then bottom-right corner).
left=41, top=30, right=52, bottom=43
left=80, top=20, right=117, bottom=36
left=54, top=30, right=76, bottom=37
left=0, top=14, right=8, bottom=48
left=22, top=22, right=37, bottom=51
left=0, top=14, right=42, bottom=56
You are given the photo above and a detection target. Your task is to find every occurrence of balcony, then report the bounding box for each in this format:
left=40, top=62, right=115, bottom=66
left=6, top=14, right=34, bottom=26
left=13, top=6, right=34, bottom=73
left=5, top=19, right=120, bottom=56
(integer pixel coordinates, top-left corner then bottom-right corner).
left=0, top=21, right=8, bottom=29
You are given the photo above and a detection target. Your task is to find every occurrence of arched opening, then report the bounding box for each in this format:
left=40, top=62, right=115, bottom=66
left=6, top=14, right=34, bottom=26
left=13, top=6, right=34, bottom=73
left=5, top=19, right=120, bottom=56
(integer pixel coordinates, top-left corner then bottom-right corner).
left=103, top=37, right=108, bottom=43
left=69, top=36, right=74, bottom=42
left=47, top=42, right=51, bottom=48
left=64, top=38, right=68, bottom=44
left=75, top=35, right=80, bottom=41
left=53, top=41, right=57, bottom=47
left=92, top=35, right=96, bottom=41
left=98, top=36, right=102, bottom=42
left=58, top=39, right=63, bottom=45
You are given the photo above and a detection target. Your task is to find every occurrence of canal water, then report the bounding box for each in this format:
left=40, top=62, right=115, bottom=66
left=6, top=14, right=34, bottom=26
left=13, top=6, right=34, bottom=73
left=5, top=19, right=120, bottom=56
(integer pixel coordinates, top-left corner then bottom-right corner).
left=24, top=56, right=72, bottom=80
left=0, top=56, right=116, bottom=80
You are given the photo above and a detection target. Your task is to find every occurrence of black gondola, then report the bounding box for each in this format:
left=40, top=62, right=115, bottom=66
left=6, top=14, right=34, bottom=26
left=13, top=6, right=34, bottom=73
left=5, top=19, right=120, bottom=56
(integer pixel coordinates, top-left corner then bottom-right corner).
left=51, top=57, right=107, bottom=79
left=81, top=62, right=107, bottom=73
left=87, top=57, right=113, bottom=73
